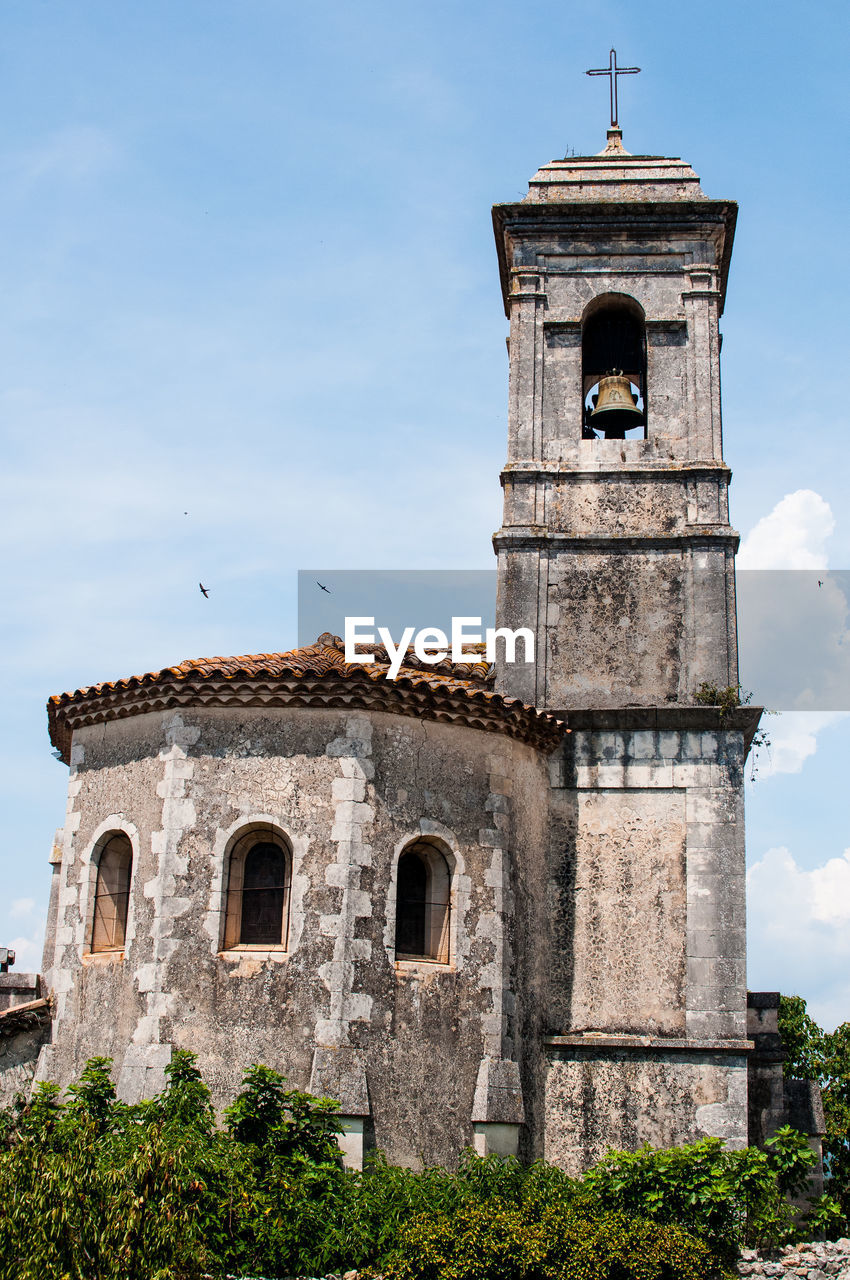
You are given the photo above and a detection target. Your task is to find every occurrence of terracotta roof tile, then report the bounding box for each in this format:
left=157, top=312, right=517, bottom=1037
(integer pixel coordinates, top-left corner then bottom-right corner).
left=0, top=997, right=50, bottom=1036
left=48, top=634, right=564, bottom=760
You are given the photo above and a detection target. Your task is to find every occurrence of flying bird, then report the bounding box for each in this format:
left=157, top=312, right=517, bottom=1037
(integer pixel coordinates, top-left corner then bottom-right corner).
left=316, top=581, right=331, bottom=594
left=818, top=580, right=823, bottom=588
left=199, top=583, right=210, bottom=598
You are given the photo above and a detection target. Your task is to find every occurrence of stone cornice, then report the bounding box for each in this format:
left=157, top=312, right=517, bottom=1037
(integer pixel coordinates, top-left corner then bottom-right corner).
left=543, top=1033, right=754, bottom=1055
left=48, top=671, right=566, bottom=764
left=492, top=199, right=737, bottom=318
left=501, top=461, right=732, bottom=481
left=492, top=528, right=740, bottom=551
left=552, top=705, right=763, bottom=751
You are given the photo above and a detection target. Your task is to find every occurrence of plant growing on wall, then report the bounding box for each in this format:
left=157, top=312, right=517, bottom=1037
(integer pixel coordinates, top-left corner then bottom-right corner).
left=692, top=682, right=774, bottom=778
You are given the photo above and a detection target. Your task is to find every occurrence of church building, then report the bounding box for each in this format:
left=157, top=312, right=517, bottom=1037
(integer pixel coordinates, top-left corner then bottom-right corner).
left=17, top=120, right=770, bottom=1173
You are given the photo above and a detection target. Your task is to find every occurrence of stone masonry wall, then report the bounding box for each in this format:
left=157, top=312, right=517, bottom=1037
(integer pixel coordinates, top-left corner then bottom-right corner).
left=535, top=718, right=749, bottom=1172
left=0, top=1021, right=49, bottom=1107
left=39, top=704, right=551, bottom=1169
left=542, top=1049, right=748, bottom=1173
left=550, top=721, right=748, bottom=1041
left=737, top=1241, right=850, bottom=1280
left=0, top=975, right=50, bottom=1107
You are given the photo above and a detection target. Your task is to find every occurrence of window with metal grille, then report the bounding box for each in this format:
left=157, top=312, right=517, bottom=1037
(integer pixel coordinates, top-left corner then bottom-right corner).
left=240, top=842, right=287, bottom=944
left=90, top=833, right=132, bottom=953
left=394, top=841, right=451, bottom=963
left=223, top=829, right=291, bottom=950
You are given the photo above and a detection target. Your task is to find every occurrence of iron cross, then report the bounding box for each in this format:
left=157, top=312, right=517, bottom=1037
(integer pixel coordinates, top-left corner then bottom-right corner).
left=586, top=48, right=640, bottom=128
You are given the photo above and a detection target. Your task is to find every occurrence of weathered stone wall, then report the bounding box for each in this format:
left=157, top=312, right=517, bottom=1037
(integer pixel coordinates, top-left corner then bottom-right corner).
left=747, top=991, right=826, bottom=1197
left=569, top=785, right=687, bottom=1033
left=503, top=730, right=556, bottom=1162
left=528, top=718, right=749, bottom=1172
left=39, top=699, right=753, bottom=1173
left=0, top=971, right=40, bottom=1012
left=550, top=722, right=748, bottom=1040
left=39, top=704, right=550, bottom=1169
left=0, top=1025, right=47, bottom=1106
left=0, top=1000, right=50, bottom=1107
left=737, top=1241, right=850, bottom=1279
left=542, top=1048, right=748, bottom=1173
left=539, top=472, right=729, bottom=538
left=540, top=546, right=735, bottom=709
left=493, top=152, right=739, bottom=712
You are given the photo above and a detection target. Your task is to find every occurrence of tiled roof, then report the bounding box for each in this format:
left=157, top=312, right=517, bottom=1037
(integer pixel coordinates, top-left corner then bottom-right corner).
left=0, top=997, right=50, bottom=1037
left=48, top=633, right=564, bottom=760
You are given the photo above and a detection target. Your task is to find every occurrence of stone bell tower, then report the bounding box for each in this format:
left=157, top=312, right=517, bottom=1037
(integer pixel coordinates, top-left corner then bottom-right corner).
left=492, top=128, right=761, bottom=1171
left=493, top=127, right=739, bottom=711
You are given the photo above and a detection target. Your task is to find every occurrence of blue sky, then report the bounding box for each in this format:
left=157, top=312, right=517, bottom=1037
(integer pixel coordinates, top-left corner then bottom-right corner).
left=1, top=0, right=848, bottom=1029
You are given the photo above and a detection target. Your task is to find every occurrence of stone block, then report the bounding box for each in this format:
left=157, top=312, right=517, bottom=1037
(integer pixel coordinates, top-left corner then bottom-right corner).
left=686, top=1009, right=747, bottom=1039
left=472, top=1057, right=525, bottom=1125
left=630, top=731, right=658, bottom=760
left=472, top=1121, right=521, bottom=1158
left=331, top=777, right=366, bottom=803
left=624, top=761, right=673, bottom=788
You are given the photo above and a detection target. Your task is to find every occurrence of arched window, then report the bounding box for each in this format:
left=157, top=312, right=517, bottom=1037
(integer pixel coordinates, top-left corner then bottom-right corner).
left=90, top=833, right=132, bottom=953
left=582, top=296, right=647, bottom=440
left=394, top=840, right=451, bottom=963
left=223, top=829, right=291, bottom=950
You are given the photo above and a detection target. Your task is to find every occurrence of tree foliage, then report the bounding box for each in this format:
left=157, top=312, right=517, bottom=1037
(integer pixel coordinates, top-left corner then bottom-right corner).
left=0, top=1050, right=844, bottom=1280
left=779, top=994, right=850, bottom=1218
left=384, top=1200, right=716, bottom=1280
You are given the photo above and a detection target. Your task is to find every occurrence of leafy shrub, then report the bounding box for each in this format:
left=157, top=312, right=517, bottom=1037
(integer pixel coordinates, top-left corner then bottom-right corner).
left=0, top=1052, right=836, bottom=1279
left=582, top=1130, right=816, bottom=1262
left=0, top=1052, right=239, bottom=1280
left=324, top=1149, right=585, bottom=1272
left=764, top=1125, right=819, bottom=1198
left=384, top=1199, right=716, bottom=1280
left=804, top=1192, right=847, bottom=1239
left=779, top=994, right=850, bottom=1223
left=224, top=1062, right=342, bottom=1162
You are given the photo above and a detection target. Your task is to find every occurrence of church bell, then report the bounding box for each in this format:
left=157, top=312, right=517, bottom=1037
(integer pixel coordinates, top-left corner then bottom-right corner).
left=589, top=372, right=644, bottom=436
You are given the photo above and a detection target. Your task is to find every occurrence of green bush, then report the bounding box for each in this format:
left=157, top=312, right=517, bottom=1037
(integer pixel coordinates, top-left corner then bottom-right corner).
left=0, top=1052, right=836, bottom=1279
left=804, top=1192, right=847, bottom=1239
left=384, top=1199, right=716, bottom=1280
left=0, top=1053, right=239, bottom=1280
left=779, top=994, right=850, bottom=1224
left=582, top=1130, right=816, bottom=1261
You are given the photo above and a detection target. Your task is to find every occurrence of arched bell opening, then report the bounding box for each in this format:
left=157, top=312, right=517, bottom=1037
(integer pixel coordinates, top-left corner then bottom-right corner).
left=581, top=296, right=647, bottom=440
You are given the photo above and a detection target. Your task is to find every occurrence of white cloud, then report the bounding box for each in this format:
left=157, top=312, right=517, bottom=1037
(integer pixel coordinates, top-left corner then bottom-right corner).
left=754, top=712, right=849, bottom=778
left=9, top=897, right=35, bottom=920
left=6, top=915, right=47, bottom=973
left=808, top=851, right=850, bottom=927
left=747, top=845, right=850, bottom=1030
left=738, top=489, right=835, bottom=569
